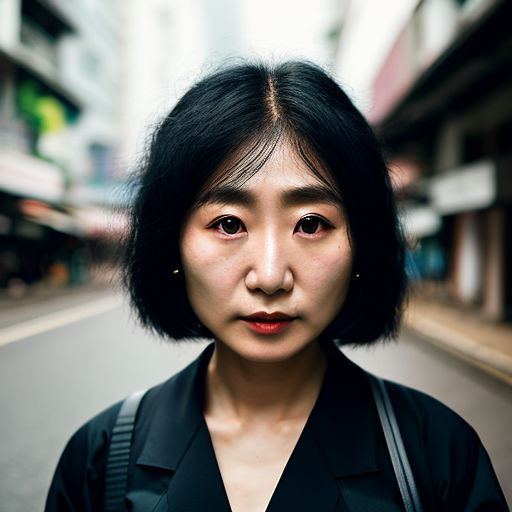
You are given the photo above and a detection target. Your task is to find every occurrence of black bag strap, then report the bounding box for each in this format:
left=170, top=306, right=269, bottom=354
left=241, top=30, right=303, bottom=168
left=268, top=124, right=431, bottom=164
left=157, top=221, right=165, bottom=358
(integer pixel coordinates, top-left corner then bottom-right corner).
left=368, top=375, right=423, bottom=512
left=103, top=389, right=147, bottom=512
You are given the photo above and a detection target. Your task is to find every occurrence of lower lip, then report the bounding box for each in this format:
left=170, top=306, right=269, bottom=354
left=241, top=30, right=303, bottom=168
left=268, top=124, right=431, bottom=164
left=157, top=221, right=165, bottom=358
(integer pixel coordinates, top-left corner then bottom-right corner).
left=243, top=320, right=292, bottom=334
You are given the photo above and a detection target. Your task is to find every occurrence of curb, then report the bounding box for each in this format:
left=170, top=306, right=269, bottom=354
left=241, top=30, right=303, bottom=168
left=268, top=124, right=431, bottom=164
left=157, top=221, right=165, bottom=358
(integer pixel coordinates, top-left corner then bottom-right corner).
left=405, top=316, right=512, bottom=387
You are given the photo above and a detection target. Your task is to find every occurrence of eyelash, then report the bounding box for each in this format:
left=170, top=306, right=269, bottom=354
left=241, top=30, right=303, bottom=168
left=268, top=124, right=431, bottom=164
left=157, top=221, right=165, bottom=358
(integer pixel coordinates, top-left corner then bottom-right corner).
left=294, top=215, right=333, bottom=235
left=208, top=216, right=246, bottom=237
left=208, top=214, right=333, bottom=237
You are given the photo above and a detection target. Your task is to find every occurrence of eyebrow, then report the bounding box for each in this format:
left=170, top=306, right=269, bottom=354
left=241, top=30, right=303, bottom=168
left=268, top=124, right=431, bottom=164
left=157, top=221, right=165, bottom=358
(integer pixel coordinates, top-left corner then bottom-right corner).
left=196, top=186, right=256, bottom=207
left=281, top=185, right=342, bottom=207
left=196, top=184, right=342, bottom=208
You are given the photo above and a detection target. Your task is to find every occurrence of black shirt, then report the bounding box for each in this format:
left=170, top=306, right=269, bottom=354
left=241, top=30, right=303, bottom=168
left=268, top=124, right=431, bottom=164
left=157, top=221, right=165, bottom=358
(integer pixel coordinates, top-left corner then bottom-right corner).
left=45, top=342, right=508, bottom=511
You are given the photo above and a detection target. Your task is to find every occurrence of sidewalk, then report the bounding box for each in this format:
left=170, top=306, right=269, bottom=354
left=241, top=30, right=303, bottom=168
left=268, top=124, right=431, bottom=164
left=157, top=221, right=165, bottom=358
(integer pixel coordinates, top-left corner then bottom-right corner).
left=0, top=280, right=119, bottom=329
left=0, top=264, right=120, bottom=316
left=405, top=295, right=512, bottom=386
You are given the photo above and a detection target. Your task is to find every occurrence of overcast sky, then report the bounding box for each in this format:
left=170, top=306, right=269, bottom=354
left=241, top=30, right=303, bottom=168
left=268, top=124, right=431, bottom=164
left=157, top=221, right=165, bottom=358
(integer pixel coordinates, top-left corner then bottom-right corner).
left=122, top=0, right=418, bottom=164
left=237, top=0, right=335, bottom=67
left=200, top=0, right=418, bottom=111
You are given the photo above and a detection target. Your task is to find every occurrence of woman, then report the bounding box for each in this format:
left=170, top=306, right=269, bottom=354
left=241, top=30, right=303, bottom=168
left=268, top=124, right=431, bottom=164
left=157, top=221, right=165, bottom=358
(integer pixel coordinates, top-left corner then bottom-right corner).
left=45, top=61, right=507, bottom=511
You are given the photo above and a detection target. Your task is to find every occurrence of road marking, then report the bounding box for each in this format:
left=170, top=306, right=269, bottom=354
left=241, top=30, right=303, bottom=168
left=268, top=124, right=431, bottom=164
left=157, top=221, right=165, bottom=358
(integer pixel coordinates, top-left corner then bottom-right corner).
left=0, top=296, right=122, bottom=347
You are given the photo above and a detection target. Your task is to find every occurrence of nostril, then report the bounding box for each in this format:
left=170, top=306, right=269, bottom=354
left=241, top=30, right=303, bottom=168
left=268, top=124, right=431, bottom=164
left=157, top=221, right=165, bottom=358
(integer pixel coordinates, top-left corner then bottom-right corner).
left=282, top=269, right=294, bottom=292
left=245, top=268, right=294, bottom=295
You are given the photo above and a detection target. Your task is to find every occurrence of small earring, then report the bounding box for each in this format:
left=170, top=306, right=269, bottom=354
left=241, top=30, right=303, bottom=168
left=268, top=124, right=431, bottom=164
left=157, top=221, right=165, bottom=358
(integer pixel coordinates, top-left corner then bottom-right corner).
left=355, top=273, right=360, bottom=278
left=172, top=269, right=180, bottom=275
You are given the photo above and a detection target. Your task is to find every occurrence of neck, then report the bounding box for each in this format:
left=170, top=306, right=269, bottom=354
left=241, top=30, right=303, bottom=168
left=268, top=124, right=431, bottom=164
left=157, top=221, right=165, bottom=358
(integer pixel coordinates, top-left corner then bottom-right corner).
left=205, top=341, right=327, bottom=424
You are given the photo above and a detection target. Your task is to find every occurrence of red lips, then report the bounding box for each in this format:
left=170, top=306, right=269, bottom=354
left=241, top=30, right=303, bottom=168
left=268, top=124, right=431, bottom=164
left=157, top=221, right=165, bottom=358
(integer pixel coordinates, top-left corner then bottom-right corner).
left=242, top=312, right=295, bottom=334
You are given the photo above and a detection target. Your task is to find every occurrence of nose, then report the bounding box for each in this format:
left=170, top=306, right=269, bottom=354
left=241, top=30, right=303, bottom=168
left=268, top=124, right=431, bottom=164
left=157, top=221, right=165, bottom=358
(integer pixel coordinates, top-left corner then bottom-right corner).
left=244, top=229, right=294, bottom=295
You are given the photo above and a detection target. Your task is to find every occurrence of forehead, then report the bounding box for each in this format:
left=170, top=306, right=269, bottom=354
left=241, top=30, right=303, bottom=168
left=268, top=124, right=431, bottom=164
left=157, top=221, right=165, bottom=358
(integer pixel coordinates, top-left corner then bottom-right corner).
left=241, top=143, right=323, bottom=187
left=196, top=140, right=341, bottom=206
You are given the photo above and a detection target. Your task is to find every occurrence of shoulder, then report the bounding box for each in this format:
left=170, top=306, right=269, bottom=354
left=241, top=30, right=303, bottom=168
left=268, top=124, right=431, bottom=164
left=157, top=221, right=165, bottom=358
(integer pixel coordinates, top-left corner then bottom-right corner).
left=67, top=399, right=123, bottom=458
left=50, top=347, right=207, bottom=478
left=56, top=379, right=169, bottom=471
left=382, top=380, right=507, bottom=510
left=384, top=379, right=477, bottom=442
left=44, top=399, right=122, bottom=511
left=382, top=380, right=482, bottom=474
left=45, top=382, right=165, bottom=511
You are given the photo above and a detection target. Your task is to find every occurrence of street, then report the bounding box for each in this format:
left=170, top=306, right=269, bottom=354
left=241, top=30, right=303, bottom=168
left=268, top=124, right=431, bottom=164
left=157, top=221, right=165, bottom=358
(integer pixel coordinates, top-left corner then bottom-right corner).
left=1, top=290, right=510, bottom=511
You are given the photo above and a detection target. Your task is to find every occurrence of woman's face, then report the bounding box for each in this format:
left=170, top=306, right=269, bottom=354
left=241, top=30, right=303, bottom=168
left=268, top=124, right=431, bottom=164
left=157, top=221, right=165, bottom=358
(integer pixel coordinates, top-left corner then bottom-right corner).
left=180, top=142, right=353, bottom=363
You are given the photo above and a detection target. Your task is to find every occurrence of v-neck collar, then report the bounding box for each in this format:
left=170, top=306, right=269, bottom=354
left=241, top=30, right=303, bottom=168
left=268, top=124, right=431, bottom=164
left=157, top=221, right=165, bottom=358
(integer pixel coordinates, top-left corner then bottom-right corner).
left=308, top=340, right=379, bottom=477
left=165, top=420, right=232, bottom=511
left=265, top=420, right=342, bottom=511
left=136, top=343, right=214, bottom=471
left=135, top=341, right=380, bottom=511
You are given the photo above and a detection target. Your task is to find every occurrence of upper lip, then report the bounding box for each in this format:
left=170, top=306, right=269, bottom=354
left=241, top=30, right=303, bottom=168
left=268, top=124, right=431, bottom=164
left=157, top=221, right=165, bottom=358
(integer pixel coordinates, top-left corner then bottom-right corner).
left=242, top=311, right=294, bottom=322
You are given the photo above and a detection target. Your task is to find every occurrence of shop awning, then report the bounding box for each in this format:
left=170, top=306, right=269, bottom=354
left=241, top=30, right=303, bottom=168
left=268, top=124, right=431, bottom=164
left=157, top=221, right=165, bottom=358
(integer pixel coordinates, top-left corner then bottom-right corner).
left=0, top=151, right=65, bottom=203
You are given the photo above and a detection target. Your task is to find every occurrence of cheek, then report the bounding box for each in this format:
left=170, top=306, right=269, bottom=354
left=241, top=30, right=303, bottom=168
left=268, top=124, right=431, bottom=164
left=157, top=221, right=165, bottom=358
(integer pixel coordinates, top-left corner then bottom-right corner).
left=180, top=230, right=241, bottom=301
left=302, top=242, right=353, bottom=304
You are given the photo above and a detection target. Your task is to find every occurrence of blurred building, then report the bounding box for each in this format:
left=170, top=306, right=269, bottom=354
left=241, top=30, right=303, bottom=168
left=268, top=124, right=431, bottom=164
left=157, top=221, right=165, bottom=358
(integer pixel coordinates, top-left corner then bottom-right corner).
left=118, top=0, right=210, bottom=169
left=365, top=0, right=512, bottom=322
left=0, top=0, right=123, bottom=292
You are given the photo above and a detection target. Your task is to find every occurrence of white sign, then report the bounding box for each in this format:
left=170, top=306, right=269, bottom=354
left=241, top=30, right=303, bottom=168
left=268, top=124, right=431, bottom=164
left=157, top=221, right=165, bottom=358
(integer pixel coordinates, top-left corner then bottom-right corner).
left=400, top=205, right=442, bottom=239
left=430, top=160, right=495, bottom=215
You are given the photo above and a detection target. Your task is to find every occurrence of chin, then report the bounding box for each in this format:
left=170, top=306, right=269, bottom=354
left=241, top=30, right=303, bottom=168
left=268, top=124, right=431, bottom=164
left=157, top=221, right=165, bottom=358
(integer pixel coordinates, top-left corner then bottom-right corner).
left=226, top=336, right=319, bottom=365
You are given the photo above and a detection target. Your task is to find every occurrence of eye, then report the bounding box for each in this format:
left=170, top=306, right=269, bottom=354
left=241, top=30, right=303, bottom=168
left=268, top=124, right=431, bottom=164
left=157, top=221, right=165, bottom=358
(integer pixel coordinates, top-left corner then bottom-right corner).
left=210, top=216, right=245, bottom=236
left=294, top=215, right=332, bottom=235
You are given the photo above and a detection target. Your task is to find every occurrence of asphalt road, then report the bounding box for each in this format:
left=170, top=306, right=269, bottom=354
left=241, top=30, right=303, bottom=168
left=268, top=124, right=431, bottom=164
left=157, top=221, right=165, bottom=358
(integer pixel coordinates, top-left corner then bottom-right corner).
left=0, top=290, right=510, bottom=511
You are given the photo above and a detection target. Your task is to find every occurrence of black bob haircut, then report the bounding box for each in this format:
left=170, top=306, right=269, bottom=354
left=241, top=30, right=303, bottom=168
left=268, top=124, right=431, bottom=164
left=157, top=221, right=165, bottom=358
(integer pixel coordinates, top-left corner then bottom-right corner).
left=123, top=60, right=407, bottom=345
